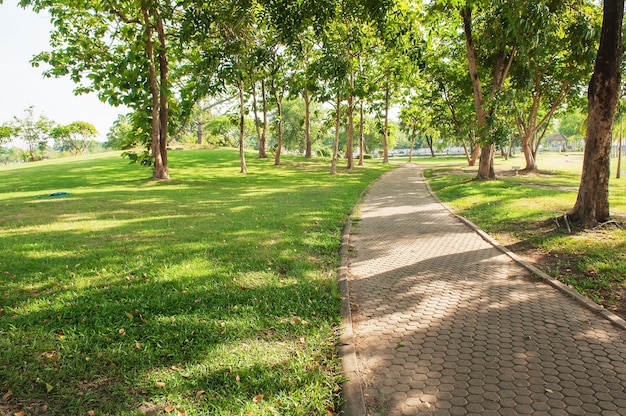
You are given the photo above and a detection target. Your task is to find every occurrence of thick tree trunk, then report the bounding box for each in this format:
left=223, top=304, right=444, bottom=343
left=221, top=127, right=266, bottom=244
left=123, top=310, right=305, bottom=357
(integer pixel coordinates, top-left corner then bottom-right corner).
left=569, top=0, right=623, bottom=227
left=618, top=118, right=623, bottom=179
left=358, top=102, right=365, bottom=166
left=331, top=96, right=341, bottom=175
left=238, top=81, right=248, bottom=174
left=462, top=7, right=494, bottom=180
left=521, top=139, right=538, bottom=172
left=142, top=5, right=168, bottom=180
left=304, top=89, right=312, bottom=158
left=477, top=144, right=495, bottom=179
left=259, top=80, right=268, bottom=158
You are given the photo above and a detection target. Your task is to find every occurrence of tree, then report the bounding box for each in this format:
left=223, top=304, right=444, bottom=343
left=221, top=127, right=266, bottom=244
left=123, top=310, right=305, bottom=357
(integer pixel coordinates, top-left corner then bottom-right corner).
left=51, top=121, right=98, bottom=155
left=0, top=124, right=15, bottom=147
left=569, top=0, right=623, bottom=227
left=22, top=0, right=193, bottom=179
left=105, top=114, right=135, bottom=150
left=510, top=1, right=599, bottom=172
left=11, top=106, right=53, bottom=161
left=459, top=3, right=516, bottom=179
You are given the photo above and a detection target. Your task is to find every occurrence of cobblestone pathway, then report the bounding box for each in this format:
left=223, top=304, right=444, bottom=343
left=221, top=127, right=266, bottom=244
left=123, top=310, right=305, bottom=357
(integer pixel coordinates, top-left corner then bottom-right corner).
left=346, top=165, right=626, bottom=416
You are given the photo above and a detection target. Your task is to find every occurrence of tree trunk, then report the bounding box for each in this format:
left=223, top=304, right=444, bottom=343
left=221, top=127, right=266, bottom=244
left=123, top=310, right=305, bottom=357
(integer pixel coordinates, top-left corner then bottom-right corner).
left=462, top=7, right=494, bottom=180
left=259, top=80, right=268, bottom=158
left=238, top=80, right=248, bottom=174
left=274, top=93, right=283, bottom=166
left=618, top=117, right=623, bottom=179
left=331, top=96, right=341, bottom=175
left=252, top=83, right=262, bottom=154
left=569, top=0, right=623, bottom=227
left=477, top=144, right=495, bottom=179
left=426, top=135, right=435, bottom=157
left=346, top=71, right=355, bottom=169
left=154, top=8, right=169, bottom=180
left=383, top=81, right=390, bottom=164
left=142, top=5, right=167, bottom=180
left=197, top=118, right=203, bottom=145
left=304, top=89, right=312, bottom=158
left=358, top=102, right=365, bottom=166
left=521, top=139, right=537, bottom=172
left=409, top=123, right=416, bottom=163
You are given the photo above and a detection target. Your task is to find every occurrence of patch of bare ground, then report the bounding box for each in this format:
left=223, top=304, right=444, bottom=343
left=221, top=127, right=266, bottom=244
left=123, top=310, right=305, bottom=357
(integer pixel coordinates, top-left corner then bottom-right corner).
left=496, top=218, right=626, bottom=322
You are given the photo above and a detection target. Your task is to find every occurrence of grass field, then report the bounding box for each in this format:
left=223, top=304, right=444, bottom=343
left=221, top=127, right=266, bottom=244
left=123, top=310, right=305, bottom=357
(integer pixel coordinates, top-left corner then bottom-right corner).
left=0, top=149, right=393, bottom=416
left=422, top=151, right=626, bottom=318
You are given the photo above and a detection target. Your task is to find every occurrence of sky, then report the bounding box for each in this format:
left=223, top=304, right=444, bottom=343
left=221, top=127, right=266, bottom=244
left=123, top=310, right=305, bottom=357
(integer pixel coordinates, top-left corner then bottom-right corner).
left=0, top=1, right=125, bottom=143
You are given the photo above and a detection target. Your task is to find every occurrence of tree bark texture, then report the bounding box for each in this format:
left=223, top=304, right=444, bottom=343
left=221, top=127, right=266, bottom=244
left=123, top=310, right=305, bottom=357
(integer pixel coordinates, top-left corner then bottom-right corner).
left=569, top=0, right=623, bottom=227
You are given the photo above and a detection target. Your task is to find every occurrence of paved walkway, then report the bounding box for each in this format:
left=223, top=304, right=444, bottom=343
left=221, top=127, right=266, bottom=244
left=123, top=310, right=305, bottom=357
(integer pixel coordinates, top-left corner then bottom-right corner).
left=343, top=165, right=626, bottom=416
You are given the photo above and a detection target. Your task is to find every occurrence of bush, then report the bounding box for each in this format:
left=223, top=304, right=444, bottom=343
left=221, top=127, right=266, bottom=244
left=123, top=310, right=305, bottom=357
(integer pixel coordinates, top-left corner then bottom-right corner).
left=363, top=154, right=373, bottom=160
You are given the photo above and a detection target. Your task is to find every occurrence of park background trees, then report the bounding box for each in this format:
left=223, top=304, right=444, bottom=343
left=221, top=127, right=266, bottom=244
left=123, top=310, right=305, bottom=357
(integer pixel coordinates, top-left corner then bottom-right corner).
left=5, top=0, right=622, bottom=227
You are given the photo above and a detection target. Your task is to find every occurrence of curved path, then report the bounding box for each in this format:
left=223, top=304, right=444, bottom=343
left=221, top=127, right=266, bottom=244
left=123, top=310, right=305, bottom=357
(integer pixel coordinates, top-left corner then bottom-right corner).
left=342, top=164, right=626, bottom=416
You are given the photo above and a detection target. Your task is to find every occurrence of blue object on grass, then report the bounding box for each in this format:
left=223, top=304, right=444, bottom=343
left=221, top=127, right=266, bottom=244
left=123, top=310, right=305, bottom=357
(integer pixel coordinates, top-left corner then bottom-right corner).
left=36, top=192, right=71, bottom=199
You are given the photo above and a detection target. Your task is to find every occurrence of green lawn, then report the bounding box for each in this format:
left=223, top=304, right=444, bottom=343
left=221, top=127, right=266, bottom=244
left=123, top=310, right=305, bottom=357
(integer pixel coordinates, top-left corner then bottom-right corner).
left=424, top=151, right=626, bottom=315
left=0, top=149, right=394, bottom=416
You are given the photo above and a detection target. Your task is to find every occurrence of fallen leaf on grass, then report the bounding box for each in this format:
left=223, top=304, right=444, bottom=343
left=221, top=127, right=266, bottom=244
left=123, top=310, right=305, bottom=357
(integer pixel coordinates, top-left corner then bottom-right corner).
left=45, top=383, right=54, bottom=393
left=87, top=410, right=95, bottom=416
left=13, top=411, right=25, bottom=416
left=164, top=405, right=175, bottom=413
left=196, top=390, right=205, bottom=398
left=41, top=352, right=60, bottom=360
left=252, top=395, right=264, bottom=403
left=2, top=390, right=12, bottom=402
left=178, top=409, right=186, bottom=415
left=156, top=382, right=166, bottom=388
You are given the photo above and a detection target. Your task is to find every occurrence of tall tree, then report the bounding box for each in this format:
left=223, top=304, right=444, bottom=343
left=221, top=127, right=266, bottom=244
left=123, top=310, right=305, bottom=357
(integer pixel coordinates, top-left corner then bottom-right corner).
left=569, top=0, right=623, bottom=227
left=23, top=0, right=180, bottom=179
left=459, top=3, right=516, bottom=179
left=510, top=1, right=598, bottom=172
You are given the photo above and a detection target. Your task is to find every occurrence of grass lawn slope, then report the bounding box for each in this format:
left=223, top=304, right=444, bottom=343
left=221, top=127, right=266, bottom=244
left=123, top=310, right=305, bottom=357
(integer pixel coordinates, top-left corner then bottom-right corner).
left=0, top=149, right=393, bottom=416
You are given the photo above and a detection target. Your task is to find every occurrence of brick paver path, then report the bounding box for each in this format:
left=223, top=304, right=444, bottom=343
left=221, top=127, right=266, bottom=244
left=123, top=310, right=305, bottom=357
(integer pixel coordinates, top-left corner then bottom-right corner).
left=347, top=165, right=626, bottom=416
